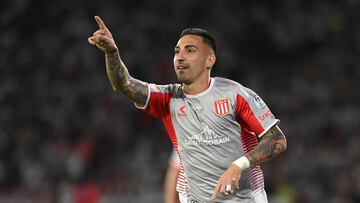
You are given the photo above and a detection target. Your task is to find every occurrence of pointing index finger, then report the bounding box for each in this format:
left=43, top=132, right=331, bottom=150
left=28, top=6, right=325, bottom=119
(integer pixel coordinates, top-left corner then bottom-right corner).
left=95, top=16, right=107, bottom=30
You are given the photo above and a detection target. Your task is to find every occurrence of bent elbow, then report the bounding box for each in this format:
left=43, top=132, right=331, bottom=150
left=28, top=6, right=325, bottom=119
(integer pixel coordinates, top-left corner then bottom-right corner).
left=279, top=136, right=287, bottom=154
left=283, top=139, right=288, bottom=152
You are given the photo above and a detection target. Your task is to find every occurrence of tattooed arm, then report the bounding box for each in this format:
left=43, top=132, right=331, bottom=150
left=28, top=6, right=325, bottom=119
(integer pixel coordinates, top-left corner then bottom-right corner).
left=212, top=125, right=287, bottom=199
left=88, top=16, right=148, bottom=106
left=245, top=125, right=287, bottom=166
left=105, top=51, right=148, bottom=106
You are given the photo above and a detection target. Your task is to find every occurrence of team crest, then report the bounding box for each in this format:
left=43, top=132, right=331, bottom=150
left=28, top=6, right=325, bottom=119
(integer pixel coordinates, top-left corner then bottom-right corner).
left=214, top=98, right=230, bottom=116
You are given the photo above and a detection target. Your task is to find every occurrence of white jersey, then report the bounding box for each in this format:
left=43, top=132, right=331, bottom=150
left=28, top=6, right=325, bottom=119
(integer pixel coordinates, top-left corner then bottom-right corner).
left=137, top=77, right=279, bottom=202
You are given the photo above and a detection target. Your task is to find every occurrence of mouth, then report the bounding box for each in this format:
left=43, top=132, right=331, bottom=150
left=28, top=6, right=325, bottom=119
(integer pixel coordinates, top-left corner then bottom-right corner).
left=176, top=64, right=189, bottom=70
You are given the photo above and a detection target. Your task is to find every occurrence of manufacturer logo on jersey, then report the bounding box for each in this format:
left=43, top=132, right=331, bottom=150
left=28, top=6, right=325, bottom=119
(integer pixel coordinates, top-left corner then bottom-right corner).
left=254, top=95, right=266, bottom=109
left=214, top=98, right=230, bottom=116
left=177, top=105, right=187, bottom=116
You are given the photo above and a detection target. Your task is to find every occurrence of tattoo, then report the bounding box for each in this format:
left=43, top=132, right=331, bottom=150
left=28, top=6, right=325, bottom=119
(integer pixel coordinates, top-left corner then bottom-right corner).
left=105, top=51, right=148, bottom=106
left=246, top=125, right=287, bottom=166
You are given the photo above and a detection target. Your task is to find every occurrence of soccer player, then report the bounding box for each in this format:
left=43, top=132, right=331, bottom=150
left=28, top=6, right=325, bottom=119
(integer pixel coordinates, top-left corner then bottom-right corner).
left=88, top=16, right=287, bottom=203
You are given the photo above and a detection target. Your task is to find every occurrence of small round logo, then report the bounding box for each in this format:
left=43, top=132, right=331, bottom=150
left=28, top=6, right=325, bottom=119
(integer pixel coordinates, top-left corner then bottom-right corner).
left=254, top=96, right=266, bottom=109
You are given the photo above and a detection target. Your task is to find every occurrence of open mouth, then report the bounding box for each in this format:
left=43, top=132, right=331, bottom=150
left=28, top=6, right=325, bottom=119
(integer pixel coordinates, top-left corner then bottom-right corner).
left=177, top=64, right=189, bottom=70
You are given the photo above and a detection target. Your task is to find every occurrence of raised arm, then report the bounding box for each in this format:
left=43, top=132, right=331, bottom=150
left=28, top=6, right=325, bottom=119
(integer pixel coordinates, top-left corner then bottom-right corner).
left=88, top=16, right=148, bottom=106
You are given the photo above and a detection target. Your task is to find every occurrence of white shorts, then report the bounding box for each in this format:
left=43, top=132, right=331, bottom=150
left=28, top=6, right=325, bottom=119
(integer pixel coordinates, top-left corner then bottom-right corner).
left=178, top=190, right=268, bottom=203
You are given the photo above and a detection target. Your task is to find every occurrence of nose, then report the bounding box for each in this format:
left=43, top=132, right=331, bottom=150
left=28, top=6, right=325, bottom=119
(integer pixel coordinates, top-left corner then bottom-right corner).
left=175, top=50, right=185, bottom=62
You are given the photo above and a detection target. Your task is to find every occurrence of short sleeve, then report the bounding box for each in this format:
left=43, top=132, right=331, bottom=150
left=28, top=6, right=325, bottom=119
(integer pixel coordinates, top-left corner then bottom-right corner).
left=235, top=86, right=279, bottom=138
left=135, top=83, right=174, bottom=120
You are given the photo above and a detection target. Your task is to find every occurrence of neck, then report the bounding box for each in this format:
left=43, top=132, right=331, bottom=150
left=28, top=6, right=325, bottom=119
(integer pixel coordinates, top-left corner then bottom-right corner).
left=183, top=75, right=211, bottom=95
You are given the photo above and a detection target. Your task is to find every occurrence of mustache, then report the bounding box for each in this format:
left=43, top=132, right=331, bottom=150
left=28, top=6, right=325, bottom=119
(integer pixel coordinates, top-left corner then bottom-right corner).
left=175, top=62, right=189, bottom=68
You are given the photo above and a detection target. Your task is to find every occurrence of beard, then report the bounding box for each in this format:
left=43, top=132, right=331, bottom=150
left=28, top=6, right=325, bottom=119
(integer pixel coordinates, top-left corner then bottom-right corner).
left=175, top=72, right=192, bottom=85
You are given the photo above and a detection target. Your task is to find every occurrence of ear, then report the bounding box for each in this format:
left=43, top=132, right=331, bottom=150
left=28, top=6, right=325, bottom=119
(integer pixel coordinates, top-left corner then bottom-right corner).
left=206, top=55, right=216, bottom=70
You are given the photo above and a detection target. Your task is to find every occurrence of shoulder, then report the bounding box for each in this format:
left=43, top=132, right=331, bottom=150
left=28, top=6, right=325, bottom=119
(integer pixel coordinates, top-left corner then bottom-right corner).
left=149, top=83, right=182, bottom=95
left=214, top=77, right=253, bottom=97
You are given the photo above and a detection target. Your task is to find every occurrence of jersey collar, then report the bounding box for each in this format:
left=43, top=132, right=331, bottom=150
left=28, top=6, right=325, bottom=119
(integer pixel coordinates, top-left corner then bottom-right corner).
left=183, top=77, right=215, bottom=98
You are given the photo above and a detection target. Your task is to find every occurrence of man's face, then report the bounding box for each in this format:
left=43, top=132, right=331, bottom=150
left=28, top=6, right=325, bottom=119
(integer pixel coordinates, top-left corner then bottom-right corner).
left=173, top=35, right=215, bottom=85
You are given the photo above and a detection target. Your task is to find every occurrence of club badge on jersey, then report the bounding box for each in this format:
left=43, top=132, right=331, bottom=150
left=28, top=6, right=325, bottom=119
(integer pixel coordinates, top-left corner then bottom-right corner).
left=214, top=98, right=230, bottom=116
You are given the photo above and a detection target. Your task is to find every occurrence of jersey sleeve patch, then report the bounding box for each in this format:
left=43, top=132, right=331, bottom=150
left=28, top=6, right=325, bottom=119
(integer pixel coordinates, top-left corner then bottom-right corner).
left=236, top=93, right=279, bottom=137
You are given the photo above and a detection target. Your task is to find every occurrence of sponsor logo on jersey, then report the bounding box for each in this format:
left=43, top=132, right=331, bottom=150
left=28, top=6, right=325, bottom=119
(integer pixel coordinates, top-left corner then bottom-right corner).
left=214, top=98, right=230, bottom=116
left=184, top=125, right=231, bottom=146
left=254, top=95, right=266, bottom=109
left=177, top=105, right=187, bottom=116
left=259, top=110, right=272, bottom=121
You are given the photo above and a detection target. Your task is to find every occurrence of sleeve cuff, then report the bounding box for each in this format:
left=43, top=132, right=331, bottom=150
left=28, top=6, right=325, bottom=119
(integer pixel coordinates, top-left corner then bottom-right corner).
left=257, top=119, right=280, bottom=138
left=134, top=83, right=151, bottom=110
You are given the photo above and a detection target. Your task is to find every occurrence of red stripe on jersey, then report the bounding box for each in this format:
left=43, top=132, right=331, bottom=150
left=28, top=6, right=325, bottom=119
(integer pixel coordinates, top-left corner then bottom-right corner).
left=235, top=94, right=266, bottom=192
left=160, top=100, right=187, bottom=194
left=177, top=176, right=185, bottom=180
left=248, top=166, right=265, bottom=190
left=144, top=91, right=187, bottom=194
left=251, top=175, right=264, bottom=182
left=176, top=164, right=187, bottom=193
left=145, top=92, right=178, bottom=147
left=146, top=92, right=172, bottom=119
left=235, top=94, right=264, bottom=135
left=249, top=170, right=262, bottom=177
left=241, top=130, right=258, bottom=153
left=162, top=114, right=178, bottom=156
left=245, top=139, right=258, bottom=146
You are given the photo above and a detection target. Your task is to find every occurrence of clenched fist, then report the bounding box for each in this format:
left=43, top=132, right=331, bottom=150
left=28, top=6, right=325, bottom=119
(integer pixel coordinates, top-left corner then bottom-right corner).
left=88, top=16, right=118, bottom=53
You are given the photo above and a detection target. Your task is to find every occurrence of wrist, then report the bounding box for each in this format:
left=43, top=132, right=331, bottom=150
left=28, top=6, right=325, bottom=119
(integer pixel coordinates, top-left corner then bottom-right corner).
left=232, top=156, right=250, bottom=171
left=105, top=46, right=119, bottom=55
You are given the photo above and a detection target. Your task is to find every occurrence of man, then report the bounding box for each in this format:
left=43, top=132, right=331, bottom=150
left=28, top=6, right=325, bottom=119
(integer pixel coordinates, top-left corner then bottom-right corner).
left=88, top=16, right=287, bottom=203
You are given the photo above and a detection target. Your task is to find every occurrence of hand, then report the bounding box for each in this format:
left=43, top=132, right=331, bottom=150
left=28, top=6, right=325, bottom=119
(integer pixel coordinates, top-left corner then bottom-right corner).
left=88, top=16, right=118, bottom=53
left=211, top=164, right=242, bottom=200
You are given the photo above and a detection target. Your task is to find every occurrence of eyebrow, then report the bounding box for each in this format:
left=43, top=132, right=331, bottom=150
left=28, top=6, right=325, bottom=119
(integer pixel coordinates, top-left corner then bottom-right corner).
left=174, top=44, right=198, bottom=50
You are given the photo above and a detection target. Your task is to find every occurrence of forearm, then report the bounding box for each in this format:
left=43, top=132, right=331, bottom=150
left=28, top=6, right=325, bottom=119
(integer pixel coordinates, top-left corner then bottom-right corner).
left=105, top=50, right=148, bottom=106
left=245, top=125, right=287, bottom=166
left=164, top=165, right=180, bottom=203
left=105, top=50, right=130, bottom=91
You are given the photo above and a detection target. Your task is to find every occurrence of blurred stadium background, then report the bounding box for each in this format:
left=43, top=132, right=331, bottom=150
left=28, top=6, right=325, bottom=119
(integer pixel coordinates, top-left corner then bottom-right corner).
left=0, top=0, right=359, bottom=202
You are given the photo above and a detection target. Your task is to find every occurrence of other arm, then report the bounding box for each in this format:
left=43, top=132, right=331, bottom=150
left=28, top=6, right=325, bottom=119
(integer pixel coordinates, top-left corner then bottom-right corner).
left=212, top=124, right=287, bottom=199
left=245, top=125, right=287, bottom=166
left=88, top=16, right=148, bottom=106
left=163, top=162, right=181, bottom=203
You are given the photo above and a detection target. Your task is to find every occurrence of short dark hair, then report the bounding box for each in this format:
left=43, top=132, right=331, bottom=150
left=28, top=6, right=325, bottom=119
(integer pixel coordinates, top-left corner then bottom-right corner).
left=180, top=28, right=216, bottom=54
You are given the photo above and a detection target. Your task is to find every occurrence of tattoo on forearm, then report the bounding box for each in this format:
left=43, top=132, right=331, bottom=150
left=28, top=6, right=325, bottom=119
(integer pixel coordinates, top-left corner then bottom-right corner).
left=246, top=126, right=287, bottom=166
left=105, top=51, right=148, bottom=106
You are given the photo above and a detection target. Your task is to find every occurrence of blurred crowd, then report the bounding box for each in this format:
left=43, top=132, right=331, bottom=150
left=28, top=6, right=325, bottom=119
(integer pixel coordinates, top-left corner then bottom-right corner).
left=0, top=0, right=359, bottom=202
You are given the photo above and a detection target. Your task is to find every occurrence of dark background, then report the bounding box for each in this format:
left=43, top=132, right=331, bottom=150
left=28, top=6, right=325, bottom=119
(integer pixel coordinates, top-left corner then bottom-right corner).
left=0, top=0, right=359, bottom=202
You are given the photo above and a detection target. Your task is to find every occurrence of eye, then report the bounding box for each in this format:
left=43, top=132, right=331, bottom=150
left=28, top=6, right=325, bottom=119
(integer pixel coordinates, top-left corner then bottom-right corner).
left=187, top=48, right=195, bottom=53
left=174, top=49, right=179, bottom=54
